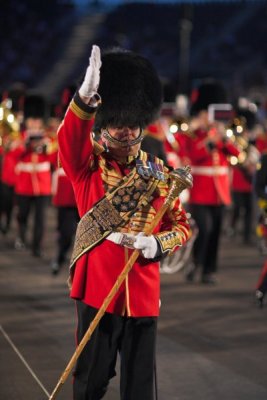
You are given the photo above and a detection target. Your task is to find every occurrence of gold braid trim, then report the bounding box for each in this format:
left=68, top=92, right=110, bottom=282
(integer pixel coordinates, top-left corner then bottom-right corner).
left=155, top=231, right=182, bottom=254
left=69, top=169, right=159, bottom=269
left=70, top=99, right=96, bottom=120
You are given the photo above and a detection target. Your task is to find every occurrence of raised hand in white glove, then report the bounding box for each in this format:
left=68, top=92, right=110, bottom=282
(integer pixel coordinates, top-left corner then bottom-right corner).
left=133, top=233, right=158, bottom=259
left=79, top=45, right=102, bottom=100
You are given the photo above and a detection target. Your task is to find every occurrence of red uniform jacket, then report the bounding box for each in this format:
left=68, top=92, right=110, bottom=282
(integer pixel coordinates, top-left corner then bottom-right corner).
left=11, top=142, right=55, bottom=196
left=256, top=135, right=267, bottom=154
left=52, top=167, right=77, bottom=207
left=164, top=132, right=191, bottom=169
left=1, top=139, right=23, bottom=187
left=187, top=129, right=240, bottom=206
left=2, top=151, right=17, bottom=186
left=231, top=166, right=253, bottom=192
left=57, top=94, right=190, bottom=317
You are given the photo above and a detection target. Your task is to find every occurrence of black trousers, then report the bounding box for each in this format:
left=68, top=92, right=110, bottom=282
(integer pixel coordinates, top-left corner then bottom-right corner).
left=190, top=204, right=225, bottom=276
left=73, top=301, right=157, bottom=400
left=16, top=194, right=50, bottom=251
left=0, top=183, right=14, bottom=233
left=56, top=206, right=79, bottom=264
left=231, top=191, right=253, bottom=242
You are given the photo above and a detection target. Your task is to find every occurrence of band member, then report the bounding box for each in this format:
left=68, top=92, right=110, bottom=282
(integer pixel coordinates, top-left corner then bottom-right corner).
left=0, top=99, right=22, bottom=235
left=57, top=45, right=190, bottom=400
left=0, top=134, right=21, bottom=235
left=163, top=116, right=192, bottom=169
left=228, top=108, right=260, bottom=244
left=13, top=95, right=56, bottom=256
left=51, top=165, right=79, bottom=275
left=141, top=120, right=167, bottom=163
left=186, top=81, right=240, bottom=284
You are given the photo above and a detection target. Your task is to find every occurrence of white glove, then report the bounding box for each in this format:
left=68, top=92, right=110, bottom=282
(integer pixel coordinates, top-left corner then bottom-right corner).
left=133, top=233, right=158, bottom=259
left=79, top=45, right=102, bottom=99
left=107, top=232, right=136, bottom=248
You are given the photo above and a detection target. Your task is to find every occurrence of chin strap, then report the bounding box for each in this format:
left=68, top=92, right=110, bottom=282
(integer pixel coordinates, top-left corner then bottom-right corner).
left=101, top=127, right=144, bottom=147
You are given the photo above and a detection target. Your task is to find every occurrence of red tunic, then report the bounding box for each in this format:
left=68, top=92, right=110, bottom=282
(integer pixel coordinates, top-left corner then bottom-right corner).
left=256, top=134, right=267, bottom=154
left=52, top=167, right=76, bottom=207
left=57, top=95, right=190, bottom=317
left=231, top=166, right=252, bottom=192
left=164, top=132, right=191, bottom=168
left=1, top=139, right=23, bottom=187
left=11, top=141, right=55, bottom=196
left=187, top=129, right=240, bottom=206
left=2, top=151, right=17, bottom=187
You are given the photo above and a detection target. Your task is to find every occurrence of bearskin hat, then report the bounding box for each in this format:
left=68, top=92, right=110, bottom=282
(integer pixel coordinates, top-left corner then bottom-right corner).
left=190, top=80, right=228, bottom=116
left=236, top=107, right=257, bottom=131
left=93, top=48, right=163, bottom=133
left=24, top=94, right=47, bottom=120
left=6, top=83, right=26, bottom=112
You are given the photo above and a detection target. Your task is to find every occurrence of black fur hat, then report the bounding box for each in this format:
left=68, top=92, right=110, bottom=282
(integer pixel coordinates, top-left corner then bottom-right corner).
left=94, top=48, right=163, bottom=133
left=190, top=80, right=227, bottom=116
left=24, top=94, right=47, bottom=120
left=236, top=108, right=257, bottom=130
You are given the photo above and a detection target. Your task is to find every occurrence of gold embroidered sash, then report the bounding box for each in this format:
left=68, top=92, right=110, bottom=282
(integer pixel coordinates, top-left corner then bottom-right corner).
left=70, top=168, right=159, bottom=268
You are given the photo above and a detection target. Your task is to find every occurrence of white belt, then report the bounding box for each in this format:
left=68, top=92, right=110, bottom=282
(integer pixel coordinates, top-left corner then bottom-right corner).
left=17, top=161, right=51, bottom=173
left=51, top=168, right=67, bottom=195
left=191, top=166, right=229, bottom=176
left=107, top=232, right=136, bottom=248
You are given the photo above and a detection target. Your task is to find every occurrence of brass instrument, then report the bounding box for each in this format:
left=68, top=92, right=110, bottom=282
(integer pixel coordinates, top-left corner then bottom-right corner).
left=225, top=117, right=260, bottom=167
left=167, top=116, right=196, bottom=142
left=0, top=99, right=20, bottom=148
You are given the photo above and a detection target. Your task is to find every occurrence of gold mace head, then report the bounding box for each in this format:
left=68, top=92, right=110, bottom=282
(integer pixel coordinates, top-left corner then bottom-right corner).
left=167, top=165, right=193, bottom=203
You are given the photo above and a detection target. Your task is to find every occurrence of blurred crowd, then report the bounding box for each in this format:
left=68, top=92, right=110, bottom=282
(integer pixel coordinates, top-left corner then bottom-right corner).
left=0, top=0, right=75, bottom=90
left=0, top=79, right=267, bottom=304
left=86, top=2, right=267, bottom=100
left=1, top=2, right=267, bottom=102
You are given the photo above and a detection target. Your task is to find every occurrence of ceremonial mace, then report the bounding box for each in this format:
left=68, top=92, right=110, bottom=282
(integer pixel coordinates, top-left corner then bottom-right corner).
left=49, top=166, right=193, bottom=400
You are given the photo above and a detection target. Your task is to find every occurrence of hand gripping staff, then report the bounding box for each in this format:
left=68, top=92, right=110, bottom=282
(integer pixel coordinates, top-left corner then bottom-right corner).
left=48, top=166, right=193, bottom=400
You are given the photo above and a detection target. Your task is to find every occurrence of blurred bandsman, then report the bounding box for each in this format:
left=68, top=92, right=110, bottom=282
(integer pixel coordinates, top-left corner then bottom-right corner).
left=163, top=116, right=192, bottom=169
left=0, top=97, right=23, bottom=235
left=228, top=107, right=260, bottom=244
left=186, top=80, right=240, bottom=284
left=50, top=165, right=79, bottom=275
left=141, top=120, right=167, bottom=163
left=255, top=122, right=267, bottom=155
left=12, top=94, right=57, bottom=256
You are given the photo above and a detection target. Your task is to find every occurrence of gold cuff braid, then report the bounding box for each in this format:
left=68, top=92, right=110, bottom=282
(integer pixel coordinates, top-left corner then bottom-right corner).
left=155, top=231, right=182, bottom=254
left=70, top=99, right=96, bottom=120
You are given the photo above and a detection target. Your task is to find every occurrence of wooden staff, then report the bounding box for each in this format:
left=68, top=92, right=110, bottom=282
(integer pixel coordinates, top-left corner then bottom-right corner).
left=49, top=166, right=192, bottom=400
